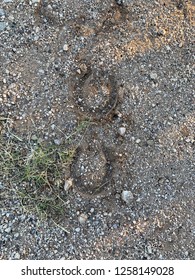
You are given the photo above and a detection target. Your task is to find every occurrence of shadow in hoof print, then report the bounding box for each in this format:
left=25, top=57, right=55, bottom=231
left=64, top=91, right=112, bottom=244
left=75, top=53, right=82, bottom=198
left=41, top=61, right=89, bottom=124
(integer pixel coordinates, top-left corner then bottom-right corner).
left=71, top=139, right=115, bottom=198
left=72, top=69, right=118, bottom=121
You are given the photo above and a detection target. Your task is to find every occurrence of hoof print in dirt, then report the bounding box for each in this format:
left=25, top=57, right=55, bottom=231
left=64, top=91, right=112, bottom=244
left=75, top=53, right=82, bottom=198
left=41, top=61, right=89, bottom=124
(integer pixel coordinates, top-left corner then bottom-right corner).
left=71, top=142, right=113, bottom=197
left=72, top=69, right=118, bottom=120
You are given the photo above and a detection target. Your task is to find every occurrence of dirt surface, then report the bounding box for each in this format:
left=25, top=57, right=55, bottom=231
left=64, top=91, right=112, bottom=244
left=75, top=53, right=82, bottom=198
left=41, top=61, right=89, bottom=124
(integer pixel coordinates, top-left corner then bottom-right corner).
left=0, top=0, right=195, bottom=259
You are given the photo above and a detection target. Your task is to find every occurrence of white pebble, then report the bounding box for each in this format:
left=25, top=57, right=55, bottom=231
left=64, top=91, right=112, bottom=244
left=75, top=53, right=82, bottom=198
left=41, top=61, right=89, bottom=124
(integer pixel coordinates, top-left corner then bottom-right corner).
left=54, top=139, right=61, bottom=145
left=13, top=252, right=20, bottom=260
left=5, top=227, right=11, bottom=233
left=121, top=190, right=134, bottom=205
left=78, top=213, right=88, bottom=224
left=150, top=71, right=157, bottom=80
left=118, top=127, right=126, bottom=136
left=75, top=227, right=80, bottom=233
left=63, top=44, right=69, bottom=51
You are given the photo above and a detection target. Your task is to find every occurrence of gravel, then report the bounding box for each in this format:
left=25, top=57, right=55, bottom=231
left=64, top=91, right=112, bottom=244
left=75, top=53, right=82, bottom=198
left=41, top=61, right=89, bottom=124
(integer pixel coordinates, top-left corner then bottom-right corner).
left=0, top=0, right=194, bottom=260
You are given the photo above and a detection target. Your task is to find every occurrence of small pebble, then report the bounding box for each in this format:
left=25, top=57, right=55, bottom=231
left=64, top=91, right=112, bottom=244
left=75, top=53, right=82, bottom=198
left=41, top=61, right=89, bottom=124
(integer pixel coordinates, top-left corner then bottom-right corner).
left=76, top=69, right=81, bottom=74
left=118, top=127, right=126, bottom=136
left=38, top=69, right=45, bottom=75
left=147, top=139, right=154, bottom=146
left=113, top=224, right=118, bottom=229
left=80, top=63, right=87, bottom=74
left=150, top=71, right=157, bottom=80
left=158, top=178, right=164, bottom=184
left=121, top=190, right=134, bottom=205
left=166, top=45, right=171, bottom=51
left=13, top=252, right=20, bottom=260
left=179, top=42, right=183, bottom=48
left=31, top=135, right=38, bottom=141
left=54, top=139, right=61, bottom=145
left=51, top=124, right=55, bottom=130
left=63, top=44, right=69, bottom=51
left=75, top=227, right=80, bottom=233
left=78, top=213, right=88, bottom=224
left=136, top=139, right=141, bottom=144
left=5, top=227, right=11, bottom=233
left=64, top=178, right=73, bottom=192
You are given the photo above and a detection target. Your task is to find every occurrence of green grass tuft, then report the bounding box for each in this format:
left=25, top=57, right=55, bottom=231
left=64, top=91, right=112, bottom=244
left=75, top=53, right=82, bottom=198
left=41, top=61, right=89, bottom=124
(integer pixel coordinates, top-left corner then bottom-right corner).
left=0, top=118, right=90, bottom=225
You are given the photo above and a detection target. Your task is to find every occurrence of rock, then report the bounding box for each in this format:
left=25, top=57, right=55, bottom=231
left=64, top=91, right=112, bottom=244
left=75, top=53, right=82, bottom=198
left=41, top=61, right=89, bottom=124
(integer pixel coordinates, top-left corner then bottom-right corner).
left=51, top=124, right=55, bottom=130
left=147, top=139, right=154, bottom=146
left=54, top=139, right=61, bottom=145
left=31, top=135, right=38, bottom=141
left=13, top=252, right=20, bottom=260
left=184, top=251, right=189, bottom=257
left=64, top=178, right=73, bottom=192
left=76, top=69, right=81, bottom=74
left=79, top=63, right=87, bottom=74
left=78, top=213, right=88, bottom=224
left=0, top=22, right=6, bottom=31
left=150, top=71, right=158, bottom=80
left=63, top=44, right=69, bottom=51
left=5, top=227, right=11, bottom=233
left=147, top=245, right=152, bottom=254
left=118, top=127, right=126, bottom=136
left=75, top=227, right=80, bottom=233
left=38, top=69, right=45, bottom=75
left=158, top=177, right=164, bottom=184
left=121, top=190, right=134, bottom=204
left=135, top=139, right=141, bottom=144
left=166, top=45, right=171, bottom=51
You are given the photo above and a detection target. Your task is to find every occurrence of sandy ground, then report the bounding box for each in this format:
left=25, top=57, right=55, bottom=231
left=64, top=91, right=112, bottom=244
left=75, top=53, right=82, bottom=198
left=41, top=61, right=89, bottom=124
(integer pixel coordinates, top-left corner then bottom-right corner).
left=0, top=0, right=195, bottom=259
